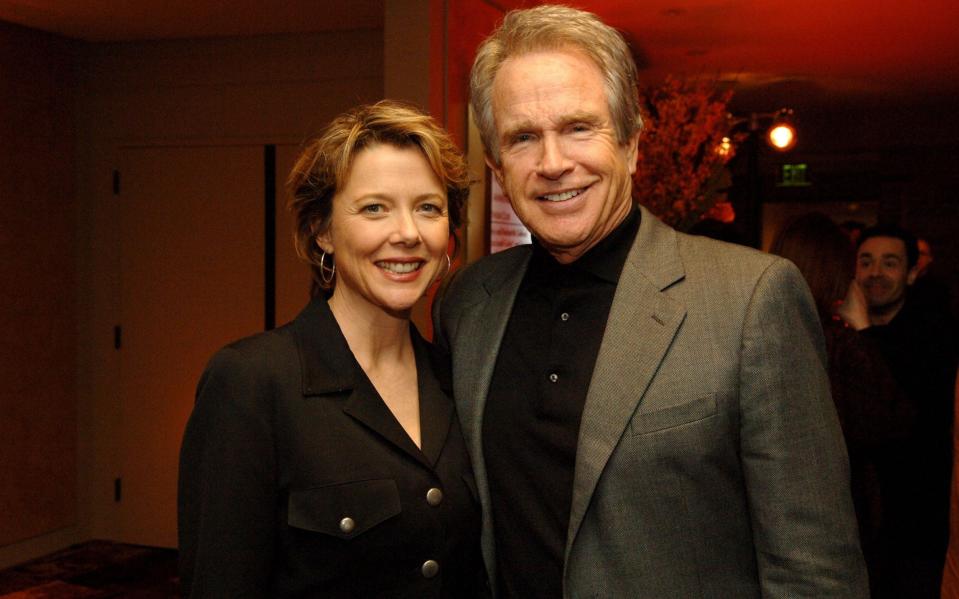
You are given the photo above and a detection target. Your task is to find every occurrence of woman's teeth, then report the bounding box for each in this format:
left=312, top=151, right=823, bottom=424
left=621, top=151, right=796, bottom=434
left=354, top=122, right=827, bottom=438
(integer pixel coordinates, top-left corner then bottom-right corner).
left=377, top=261, right=422, bottom=274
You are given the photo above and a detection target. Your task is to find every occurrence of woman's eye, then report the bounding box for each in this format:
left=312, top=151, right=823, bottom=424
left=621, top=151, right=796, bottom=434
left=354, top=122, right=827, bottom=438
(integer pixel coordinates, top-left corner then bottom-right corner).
left=362, top=204, right=383, bottom=214
left=418, top=203, right=445, bottom=215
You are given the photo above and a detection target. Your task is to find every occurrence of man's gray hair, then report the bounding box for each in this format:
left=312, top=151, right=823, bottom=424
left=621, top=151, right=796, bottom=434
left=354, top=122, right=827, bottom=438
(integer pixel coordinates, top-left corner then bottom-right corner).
left=470, top=4, right=644, bottom=163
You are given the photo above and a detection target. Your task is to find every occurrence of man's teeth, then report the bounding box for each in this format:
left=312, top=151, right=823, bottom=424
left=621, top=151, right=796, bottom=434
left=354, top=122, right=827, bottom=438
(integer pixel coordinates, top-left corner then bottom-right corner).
left=541, top=188, right=584, bottom=202
left=378, top=261, right=422, bottom=274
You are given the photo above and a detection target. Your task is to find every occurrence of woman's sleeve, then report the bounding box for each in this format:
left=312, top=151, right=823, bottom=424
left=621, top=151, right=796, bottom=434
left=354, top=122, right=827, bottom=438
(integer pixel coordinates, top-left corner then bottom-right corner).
left=178, top=347, right=276, bottom=598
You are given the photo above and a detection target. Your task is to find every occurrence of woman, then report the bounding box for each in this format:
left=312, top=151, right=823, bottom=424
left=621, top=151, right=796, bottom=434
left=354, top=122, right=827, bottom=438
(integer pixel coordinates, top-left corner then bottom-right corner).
left=770, top=212, right=913, bottom=597
left=178, top=100, right=483, bottom=598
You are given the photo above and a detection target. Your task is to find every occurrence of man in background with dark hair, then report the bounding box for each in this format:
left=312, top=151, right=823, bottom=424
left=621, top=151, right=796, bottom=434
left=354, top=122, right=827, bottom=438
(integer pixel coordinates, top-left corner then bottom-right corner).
left=856, top=224, right=959, bottom=597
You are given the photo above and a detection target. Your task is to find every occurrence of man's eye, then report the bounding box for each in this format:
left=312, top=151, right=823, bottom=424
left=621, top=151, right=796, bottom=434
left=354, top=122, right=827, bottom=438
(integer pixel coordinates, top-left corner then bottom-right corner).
left=513, top=133, right=533, bottom=143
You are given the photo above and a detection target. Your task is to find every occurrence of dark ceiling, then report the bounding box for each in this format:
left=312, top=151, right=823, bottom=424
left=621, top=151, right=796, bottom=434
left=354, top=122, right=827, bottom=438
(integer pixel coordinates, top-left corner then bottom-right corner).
left=2, top=0, right=956, bottom=155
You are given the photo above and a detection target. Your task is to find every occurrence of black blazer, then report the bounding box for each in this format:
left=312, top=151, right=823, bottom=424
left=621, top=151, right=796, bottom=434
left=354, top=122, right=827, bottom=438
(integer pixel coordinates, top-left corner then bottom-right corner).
left=178, top=298, right=483, bottom=598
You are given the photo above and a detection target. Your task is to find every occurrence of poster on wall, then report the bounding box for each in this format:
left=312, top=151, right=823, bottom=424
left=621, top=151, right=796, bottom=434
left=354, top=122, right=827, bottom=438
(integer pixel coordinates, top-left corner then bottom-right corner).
left=489, top=174, right=531, bottom=253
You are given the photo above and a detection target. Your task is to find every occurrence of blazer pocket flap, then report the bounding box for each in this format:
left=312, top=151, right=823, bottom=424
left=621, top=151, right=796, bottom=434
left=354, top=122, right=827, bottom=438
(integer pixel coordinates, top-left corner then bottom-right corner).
left=288, top=479, right=401, bottom=539
left=631, top=393, right=717, bottom=435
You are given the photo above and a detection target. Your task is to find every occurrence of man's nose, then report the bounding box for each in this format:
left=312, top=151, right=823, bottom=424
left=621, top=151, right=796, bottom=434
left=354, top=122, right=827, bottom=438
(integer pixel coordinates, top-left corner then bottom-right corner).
left=537, top=134, right=573, bottom=179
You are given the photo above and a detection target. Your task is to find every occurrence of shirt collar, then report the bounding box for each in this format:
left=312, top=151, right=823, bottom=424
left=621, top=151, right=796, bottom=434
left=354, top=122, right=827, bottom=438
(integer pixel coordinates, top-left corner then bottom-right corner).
left=529, top=206, right=640, bottom=285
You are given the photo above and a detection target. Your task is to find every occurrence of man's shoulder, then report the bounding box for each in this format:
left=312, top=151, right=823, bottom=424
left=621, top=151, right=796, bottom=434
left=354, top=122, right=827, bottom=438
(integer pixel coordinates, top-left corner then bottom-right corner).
left=444, top=245, right=532, bottom=304
left=672, top=230, right=782, bottom=282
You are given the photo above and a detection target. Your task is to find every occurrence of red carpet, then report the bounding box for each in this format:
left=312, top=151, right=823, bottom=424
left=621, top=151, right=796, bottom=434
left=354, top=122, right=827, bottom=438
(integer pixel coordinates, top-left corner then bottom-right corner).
left=0, top=541, right=179, bottom=598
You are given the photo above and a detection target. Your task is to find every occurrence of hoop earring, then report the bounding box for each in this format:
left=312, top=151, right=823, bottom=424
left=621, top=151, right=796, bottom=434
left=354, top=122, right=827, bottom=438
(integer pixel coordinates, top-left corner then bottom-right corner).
left=438, top=254, right=451, bottom=281
left=320, top=250, right=336, bottom=285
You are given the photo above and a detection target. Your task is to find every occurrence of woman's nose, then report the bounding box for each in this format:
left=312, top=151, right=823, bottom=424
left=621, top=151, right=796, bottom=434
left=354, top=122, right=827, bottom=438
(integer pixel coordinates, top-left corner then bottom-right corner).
left=390, top=211, right=421, bottom=246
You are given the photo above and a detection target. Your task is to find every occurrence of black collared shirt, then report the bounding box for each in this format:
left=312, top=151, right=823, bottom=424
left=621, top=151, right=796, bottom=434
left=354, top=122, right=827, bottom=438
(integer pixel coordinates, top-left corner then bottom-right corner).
left=483, top=208, right=640, bottom=598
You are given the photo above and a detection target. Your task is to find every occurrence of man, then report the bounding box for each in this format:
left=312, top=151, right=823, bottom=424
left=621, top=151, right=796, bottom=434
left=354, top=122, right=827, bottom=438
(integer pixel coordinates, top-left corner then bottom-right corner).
left=855, top=225, right=919, bottom=326
left=434, top=5, right=867, bottom=597
left=856, top=225, right=958, bottom=597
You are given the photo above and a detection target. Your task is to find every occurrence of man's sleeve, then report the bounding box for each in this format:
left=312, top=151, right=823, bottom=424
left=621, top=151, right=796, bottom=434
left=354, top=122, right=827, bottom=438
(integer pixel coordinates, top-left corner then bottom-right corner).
left=737, top=259, right=869, bottom=598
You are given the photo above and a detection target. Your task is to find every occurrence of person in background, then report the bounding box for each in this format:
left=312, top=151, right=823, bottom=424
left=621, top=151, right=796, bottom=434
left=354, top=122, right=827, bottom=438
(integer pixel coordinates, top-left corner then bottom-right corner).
left=434, top=5, right=867, bottom=597
left=840, top=220, right=867, bottom=244
left=942, top=369, right=959, bottom=599
left=771, top=212, right=914, bottom=597
left=178, top=100, right=483, bottom=598
left=910, top=236, right=955, bottom=328
left=855, top=224, right=958, bottom=598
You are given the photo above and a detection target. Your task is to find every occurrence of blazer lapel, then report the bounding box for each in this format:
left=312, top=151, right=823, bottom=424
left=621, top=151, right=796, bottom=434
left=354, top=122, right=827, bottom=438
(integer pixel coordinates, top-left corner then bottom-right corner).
left=451, top=248, right=530, bottom=584
left=451, top=250, right=530, bottom=459
left=566, top=208, right=687, bottom=555
left=413, top=327, right=453, bottom=468
left=294, top=298, right=435, bottom=469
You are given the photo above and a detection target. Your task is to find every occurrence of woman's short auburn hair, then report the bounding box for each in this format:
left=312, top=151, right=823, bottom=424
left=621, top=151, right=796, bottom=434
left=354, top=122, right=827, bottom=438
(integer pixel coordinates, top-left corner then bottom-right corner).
left=287, top=100, right=470, bottom=296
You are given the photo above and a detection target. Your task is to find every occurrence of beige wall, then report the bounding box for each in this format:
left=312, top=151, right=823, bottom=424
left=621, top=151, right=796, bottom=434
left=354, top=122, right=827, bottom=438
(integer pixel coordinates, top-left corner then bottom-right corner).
left=0, top=21, right=77, bottom=559
left=0, top=0, right=442, bottom=565
left=74, top=29, right=384, bottom=547
left=1, top=25, right=385, bottom=567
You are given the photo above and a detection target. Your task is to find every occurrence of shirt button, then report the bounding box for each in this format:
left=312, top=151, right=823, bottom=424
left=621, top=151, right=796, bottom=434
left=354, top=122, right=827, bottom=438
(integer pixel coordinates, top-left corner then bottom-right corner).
left=421, top=559, right=440, bottom=578
left=426, top=487, right=443, bottom=506
left=339, top=517, right=355, bottom=534
left=560, top=312, right=570, bottom=321
left=548, top=373, right=558, bottom=383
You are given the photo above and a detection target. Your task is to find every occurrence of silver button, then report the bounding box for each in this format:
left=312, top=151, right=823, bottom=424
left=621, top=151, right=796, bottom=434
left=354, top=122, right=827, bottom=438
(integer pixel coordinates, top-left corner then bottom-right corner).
left=339, top=517, right=355, bottom=534
left=426, top=487, right=443, bottom=506
left=421, top=559, right=440, bottom=578
left=549, top=373, right=558, bottom=383
left=560, top=312, right=570, bottom=321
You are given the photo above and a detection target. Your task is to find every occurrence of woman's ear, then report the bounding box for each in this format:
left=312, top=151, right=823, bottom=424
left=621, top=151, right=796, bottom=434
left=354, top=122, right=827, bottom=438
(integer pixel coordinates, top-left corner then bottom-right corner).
left=315, top=233, right=333, bottom=254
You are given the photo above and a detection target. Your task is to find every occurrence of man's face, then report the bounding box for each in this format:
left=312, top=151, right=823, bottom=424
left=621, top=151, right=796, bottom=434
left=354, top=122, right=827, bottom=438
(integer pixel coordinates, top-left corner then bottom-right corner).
left=855, top=236, right=917, bottom=313
left=487, top=49, right=639, bottom=263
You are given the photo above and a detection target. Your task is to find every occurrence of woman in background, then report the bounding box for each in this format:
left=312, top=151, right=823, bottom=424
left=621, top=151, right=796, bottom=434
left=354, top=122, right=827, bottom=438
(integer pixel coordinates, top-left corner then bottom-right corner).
left=771, top=212, right=913, bottom=597
left=178, top=100, right=483, bottom=598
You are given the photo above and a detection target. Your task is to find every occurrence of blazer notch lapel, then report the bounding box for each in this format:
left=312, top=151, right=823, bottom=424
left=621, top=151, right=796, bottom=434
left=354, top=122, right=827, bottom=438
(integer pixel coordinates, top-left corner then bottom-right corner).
left=451, top=251, right=529, bottom=446
left=413, top=329, right=454, bottom=467
left=343, top=376, right=431, bottom=469
left=565, top=237, right=687, bottom=558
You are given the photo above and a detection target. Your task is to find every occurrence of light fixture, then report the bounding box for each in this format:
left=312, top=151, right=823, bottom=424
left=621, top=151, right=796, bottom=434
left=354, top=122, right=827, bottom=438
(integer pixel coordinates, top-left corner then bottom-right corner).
left=766, top=109, right=796, bottom=151
left=716, top=136, right=734, bottom=157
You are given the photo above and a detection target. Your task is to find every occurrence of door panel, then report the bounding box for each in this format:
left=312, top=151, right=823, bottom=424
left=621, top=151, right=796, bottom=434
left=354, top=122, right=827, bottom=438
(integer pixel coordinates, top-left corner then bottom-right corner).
left=118, top=145, right=263, bottom=547
left=275, top=144, right=312, bottom=327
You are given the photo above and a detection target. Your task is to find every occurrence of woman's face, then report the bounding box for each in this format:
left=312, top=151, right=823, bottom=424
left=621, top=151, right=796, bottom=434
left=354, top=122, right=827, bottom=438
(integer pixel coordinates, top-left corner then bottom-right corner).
left=319, top=143, right=450, bottom=318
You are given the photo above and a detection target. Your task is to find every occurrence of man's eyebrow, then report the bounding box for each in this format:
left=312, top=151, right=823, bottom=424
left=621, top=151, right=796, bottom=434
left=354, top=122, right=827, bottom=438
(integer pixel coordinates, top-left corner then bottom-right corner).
left=501, top=112, right=604, bottom=141
left=500, top=120, right=537, bottom=142
left=561, top=112, right=603, bottom=126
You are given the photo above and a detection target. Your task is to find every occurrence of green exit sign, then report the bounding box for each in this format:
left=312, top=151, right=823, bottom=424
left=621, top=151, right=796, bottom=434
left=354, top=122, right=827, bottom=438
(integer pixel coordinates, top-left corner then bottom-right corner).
left=779, top=163, right=811, bottom=187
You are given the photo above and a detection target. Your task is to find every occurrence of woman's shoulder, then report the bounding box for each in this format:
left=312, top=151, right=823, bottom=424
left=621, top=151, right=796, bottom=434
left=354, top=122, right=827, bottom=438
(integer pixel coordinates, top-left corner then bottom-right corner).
left=198, top=322, right=300, bottom=396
